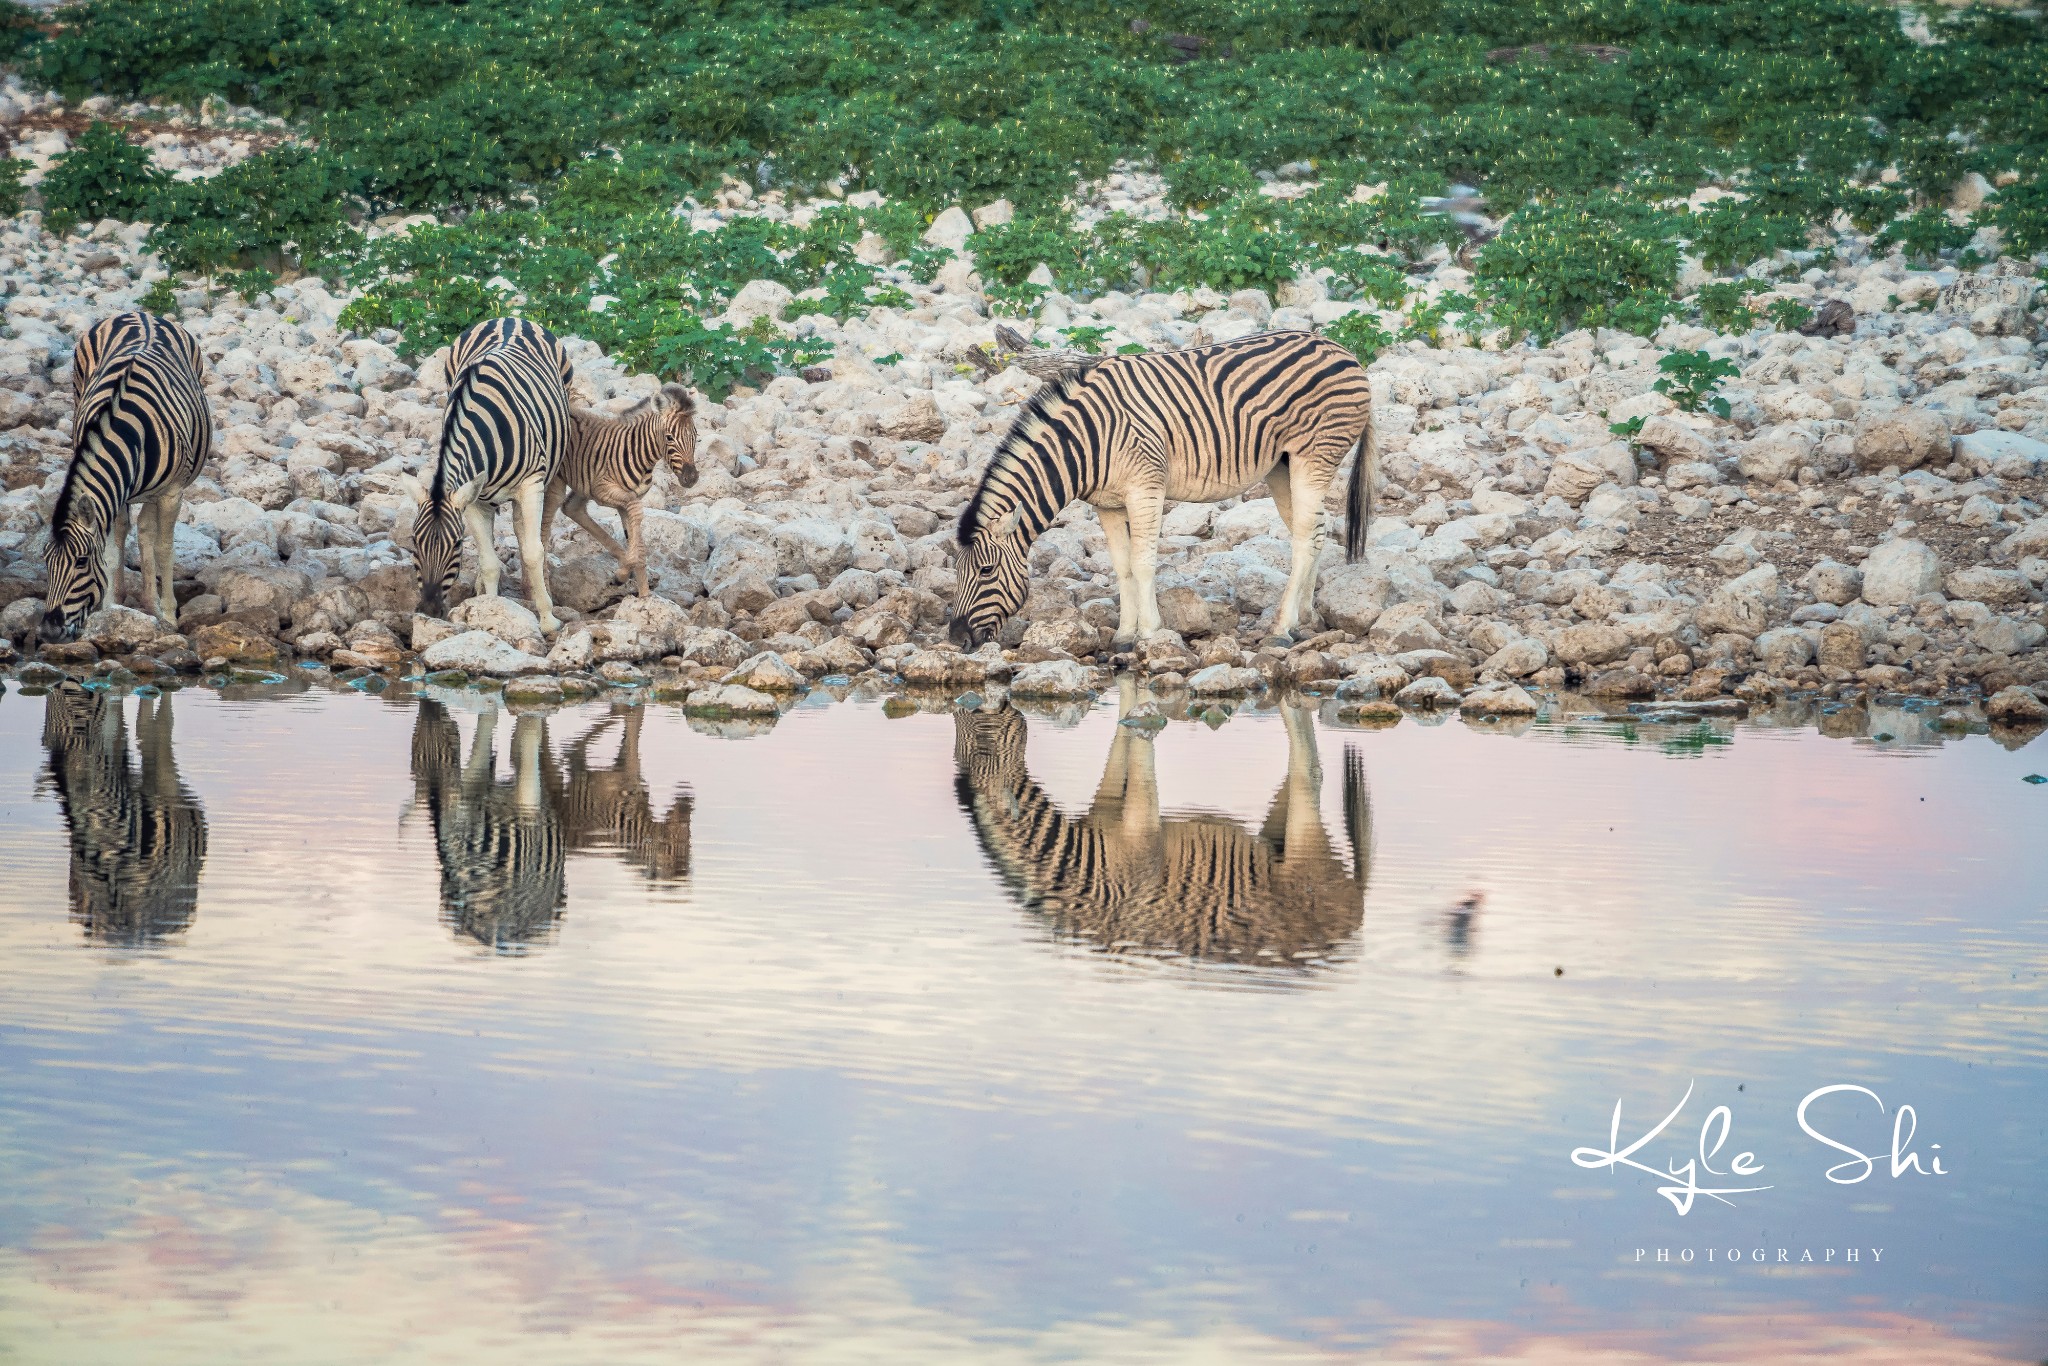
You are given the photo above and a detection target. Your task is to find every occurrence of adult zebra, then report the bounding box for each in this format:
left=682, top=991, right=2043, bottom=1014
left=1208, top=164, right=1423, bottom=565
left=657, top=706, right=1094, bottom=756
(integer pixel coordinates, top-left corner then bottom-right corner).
left=952, top=683, right=1372, bottom=975
left=40, top=311, right=212, bottom=643
left=949, top=331, right=1375, bottom=652
left=400, top=318, right=574, bottom=632
left=545, top=383, right=698, bottom=600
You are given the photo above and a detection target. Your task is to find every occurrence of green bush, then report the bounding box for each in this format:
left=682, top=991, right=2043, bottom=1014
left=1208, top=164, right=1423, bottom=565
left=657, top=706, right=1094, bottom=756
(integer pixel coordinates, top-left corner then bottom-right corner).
left=0, top=159, right=25, bottom=218
left=1762, top=297, right=1812, bottom=331
left=1989, top=176, right=2048, bottom=256
left=1687, top=199, right=1809, bottom=272
left=1694, top=279, right=1767, bottom=332
left=1164, top=154, right=1259, bottom=212
left=1654, top=350, right=1740, bottom=418
left=1323, top=309, right=1393, bottom=364
left=336, top=276, right=515, bottom=360
left=39, top=121, right=165, bottom=236
left=1475, top=196, right=1679, bottom=342
left=147, top=145, right=357, bottom=277
left=1876, top=204, right=1973, bottom=264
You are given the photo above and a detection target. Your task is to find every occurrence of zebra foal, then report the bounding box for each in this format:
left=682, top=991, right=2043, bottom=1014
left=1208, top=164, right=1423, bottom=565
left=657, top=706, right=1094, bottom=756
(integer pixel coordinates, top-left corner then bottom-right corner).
left=545, top=384, right=698, bottom=599
left=400, top=318, right=574, bottom=632
left=40, top=311, right=212, bottom=642
left=949, top=331, right=1375, bottom=651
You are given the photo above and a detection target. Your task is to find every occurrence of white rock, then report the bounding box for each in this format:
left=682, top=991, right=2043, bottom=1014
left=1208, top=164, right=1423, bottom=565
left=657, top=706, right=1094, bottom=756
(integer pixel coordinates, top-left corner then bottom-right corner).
left=449, top=594, right=546, bottom=653
left=923, top=206, right=975, bottom=252
left=1860, top=539, right=1943, bottom=606
left=1008, top=659, right=1094, bottom=698
left=1186, top=664, right=1262, bottom=695
left=419, top=630, right=548, bottom=676
left=1459, top=682, right=1539, bottom=715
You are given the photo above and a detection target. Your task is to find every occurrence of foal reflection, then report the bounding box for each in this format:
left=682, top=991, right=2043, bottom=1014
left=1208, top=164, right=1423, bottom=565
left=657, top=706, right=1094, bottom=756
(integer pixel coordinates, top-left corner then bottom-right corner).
left=39, top=688, right=208, bottom=944
left=954, top=691, right=1371, bottom=974
left=409, top=701, right=694, bottom=950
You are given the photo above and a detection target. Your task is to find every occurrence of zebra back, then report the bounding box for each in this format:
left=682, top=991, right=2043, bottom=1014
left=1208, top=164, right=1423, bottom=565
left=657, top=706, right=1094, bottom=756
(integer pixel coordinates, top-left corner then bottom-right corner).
left=52, top=311, right=210, bottom=538
left=433, top=317, right=573, bottom=502
left=562, top=383, right=698, bottom=504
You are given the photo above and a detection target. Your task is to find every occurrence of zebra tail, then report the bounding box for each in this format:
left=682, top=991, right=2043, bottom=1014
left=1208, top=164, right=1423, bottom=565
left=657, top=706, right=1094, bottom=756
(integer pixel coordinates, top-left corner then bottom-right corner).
left=1343, top=417, right=1376, bottom=564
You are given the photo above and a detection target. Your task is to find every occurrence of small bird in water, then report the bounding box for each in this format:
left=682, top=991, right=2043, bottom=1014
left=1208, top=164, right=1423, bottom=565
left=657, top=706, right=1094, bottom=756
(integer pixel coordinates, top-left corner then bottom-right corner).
left=1444, top=891, right=1484, bottom=957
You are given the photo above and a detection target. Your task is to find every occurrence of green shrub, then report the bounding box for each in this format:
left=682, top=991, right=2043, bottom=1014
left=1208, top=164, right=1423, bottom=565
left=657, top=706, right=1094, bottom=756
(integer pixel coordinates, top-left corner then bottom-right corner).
left=1323, top=310, right=1393, bottom=365
left=0, top=159, right=25, bottom=217
left=1989, top=176, right=2048, bottom=256
left=1694, top=279, right=1768, bottom=333
left=337, top=276, right=514, bottom=360
left=984, top=279, right=1049, bottom=317
left=971, top=217, right=1088, bottom=288
left=39, top=122, right=165, bottom=237
left=1654, top=350, right=1740, bottom=418
left=1164, top=155, right=1259, bottom=212
left=1060, top=324, right=1116, bottom=355
left=1687, top=199, right=1808, bottom=272
left=1876, top=205, right=1973, bottom=263
left=1475, top=196, right=1679, bottom=342
left=137, top=277, right=179, bottom=315
left=1763, top=297, right=1813, bottom=331
left=147, top=145, right=358, bottom=277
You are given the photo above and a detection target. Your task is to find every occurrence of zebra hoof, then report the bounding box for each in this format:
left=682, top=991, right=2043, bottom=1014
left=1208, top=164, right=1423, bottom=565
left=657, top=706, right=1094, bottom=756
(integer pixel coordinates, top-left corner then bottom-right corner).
left=1109, top=635, right=1136, bottom=654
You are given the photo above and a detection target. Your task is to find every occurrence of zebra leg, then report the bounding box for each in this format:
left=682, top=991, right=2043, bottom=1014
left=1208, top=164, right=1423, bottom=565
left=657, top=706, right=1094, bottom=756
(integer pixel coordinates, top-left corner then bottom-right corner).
left=562, top=493, right=630, bottom=569
left=141, top=493, right=179, bottom=627
left=512, top=480, right=562, bottom=634
left=620, top=497, right=649, bottom=599
left=1125, top=487, right=1167, bottom=638
left=463, top=498, right=501, bottom=600
left=100, top=506, right=131, bottom=614
left=1270, top=459, right=1329, bottom=642
left=1096, top=503, right=1139, bottom=650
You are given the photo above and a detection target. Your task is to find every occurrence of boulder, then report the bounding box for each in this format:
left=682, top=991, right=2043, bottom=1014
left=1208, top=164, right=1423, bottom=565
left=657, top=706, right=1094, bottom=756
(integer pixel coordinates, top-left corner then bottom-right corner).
left=2000, top=519, right=2048, bottom=560
left=1156, top=586, right=1218, bottom=638
left=1696, top=564, right=1782, bottom=636
left=1634, top=416, right=1714, bottom=464
left=189, top=620, right=280, bottom=665
left=1008, top=659, right=1094, bottom=698
left=81, top=604, right=164, bottom=654
left=1551, top=622, right=1632, bottom=667
left=1737, top=430, right=1812, bottom=484
left=1459, top=683, right=1539, bottom=716
left=1480, top=637, right=1549, bottom=679
left=686, top=683, right=781, bottom=715
left=899, top=648, right=987, bottom=687
left=450, top=595, right=546, bottom=654
left=1186, top=664, right=1261, bottom=695
left=1543, top=442, right=1637, bottom=504
left=723, top=651, right=808, bottom=692
left=1753, top=626, right=1815, bottom=672
left=418, top=629, right=548, bottom=677
left=1852, top=407, right=1949, bottom=472
left=1970, top=617, right=2046, bottom=656
left=1816, top=621, right=1869, bottom=671
left=1394, top=675, right=1460, bottom=708
left=1859, top=539, right=1943, bottom=606
left=880, top=395, right=947, bottom=443
left=1807, top=559, right=1863, bottom=607
left=922, top=206, right=975, bottom=252
left=1946, top=566, right=2033, bottom=607
left=1985, top=685, right=2048, bottom=724
left=611, top=595, right=692, bottom=656
left=1366, top=601, right=1445, bottom=653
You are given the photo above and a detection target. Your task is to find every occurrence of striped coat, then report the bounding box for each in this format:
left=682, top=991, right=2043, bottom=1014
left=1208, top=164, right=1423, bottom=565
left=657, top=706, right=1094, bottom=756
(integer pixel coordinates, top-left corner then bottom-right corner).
left=41, top=311, right=212, bottom=642
left=545, top=383, right=698, bottom=599
left=952, top=694, right=1371, bottom=974
left=950, top=331, right=1374, bottom=650
left=40, top=687, right=208, bottom=944
left=401, top=318, right=574, bottom=632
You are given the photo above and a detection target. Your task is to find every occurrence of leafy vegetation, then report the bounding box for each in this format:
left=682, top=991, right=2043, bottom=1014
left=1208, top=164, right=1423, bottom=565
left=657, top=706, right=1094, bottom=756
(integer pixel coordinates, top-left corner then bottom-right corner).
left=8, top=0, right=2042, bottom=369
left=1653, top=350, right=1741, bottom=418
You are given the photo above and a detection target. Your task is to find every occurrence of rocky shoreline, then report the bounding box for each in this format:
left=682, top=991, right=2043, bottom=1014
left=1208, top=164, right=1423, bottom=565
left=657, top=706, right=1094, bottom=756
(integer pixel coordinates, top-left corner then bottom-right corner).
left=4, top=82, right=2048, bottom=737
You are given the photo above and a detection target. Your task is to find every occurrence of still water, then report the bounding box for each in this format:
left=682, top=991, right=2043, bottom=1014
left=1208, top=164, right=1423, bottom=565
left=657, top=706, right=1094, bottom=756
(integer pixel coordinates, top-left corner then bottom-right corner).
left=0, top=676, right=2043, bottom=1364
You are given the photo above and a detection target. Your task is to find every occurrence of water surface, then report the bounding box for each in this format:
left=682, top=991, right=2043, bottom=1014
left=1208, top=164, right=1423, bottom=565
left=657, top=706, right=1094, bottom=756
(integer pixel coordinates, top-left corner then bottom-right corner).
left=0, top=678, right=2043, bottom=1363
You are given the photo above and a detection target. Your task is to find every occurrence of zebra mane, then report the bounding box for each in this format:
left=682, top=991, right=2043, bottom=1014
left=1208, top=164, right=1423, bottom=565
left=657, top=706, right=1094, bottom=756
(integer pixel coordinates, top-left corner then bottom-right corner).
left=574, top=382, right=694, bottom=430
left=957, top=366, right=1088, bottom=545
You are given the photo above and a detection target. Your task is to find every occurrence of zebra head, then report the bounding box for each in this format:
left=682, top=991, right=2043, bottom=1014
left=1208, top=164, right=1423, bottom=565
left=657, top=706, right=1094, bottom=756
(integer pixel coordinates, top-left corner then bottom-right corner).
left=39, top=520, right=110, bottom=644
left=947, top=502, right=1028, bottom=650
left=655, top=384, right=698, bottom=489
left=400, top=472, right=479, bottom=620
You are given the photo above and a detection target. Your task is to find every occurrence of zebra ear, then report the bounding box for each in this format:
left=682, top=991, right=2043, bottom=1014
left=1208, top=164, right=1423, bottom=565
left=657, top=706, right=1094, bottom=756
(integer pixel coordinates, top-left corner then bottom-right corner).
left=398, top=472, right=429, bottom=506
left=993, top=504, right=1024, bottom=540
left=447, top=475, right=486, bottom=511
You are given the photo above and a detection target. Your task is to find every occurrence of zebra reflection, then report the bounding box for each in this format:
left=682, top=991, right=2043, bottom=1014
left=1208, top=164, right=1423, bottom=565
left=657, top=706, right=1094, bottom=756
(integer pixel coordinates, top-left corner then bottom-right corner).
left=954, top=691, right=1371, bottom=974
left=39, top=688, right=208, bottom=944
left=409, top=701, right=692, bottom=950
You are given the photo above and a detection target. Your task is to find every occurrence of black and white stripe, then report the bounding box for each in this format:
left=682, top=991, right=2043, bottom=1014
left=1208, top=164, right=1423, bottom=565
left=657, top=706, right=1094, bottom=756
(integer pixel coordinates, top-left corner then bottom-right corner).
left=555, top=704, right=694, bottom=883
left=40, top=687, right=209, bottom=945
left=950, top=331, right=1375, bottom=650
left=40, top=310, right=212, bottom=643
left=545, top=383, right=698, bottom=599
left=402, top=318, right=574, bottom=631
left=951, top=696, right=1371, bottom=972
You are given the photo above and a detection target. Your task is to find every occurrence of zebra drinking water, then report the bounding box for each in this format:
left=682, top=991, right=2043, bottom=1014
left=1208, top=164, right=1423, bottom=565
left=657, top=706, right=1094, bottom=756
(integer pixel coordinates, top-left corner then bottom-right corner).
left=949, top=331, right=1375, bottom=652
left=952, top=683, right=1372, bottom=975
left=545, top=384, right=699, bottom=600
left=39, top=311, right=212, bottom=642
left=400, top=318, right=574, bottom=633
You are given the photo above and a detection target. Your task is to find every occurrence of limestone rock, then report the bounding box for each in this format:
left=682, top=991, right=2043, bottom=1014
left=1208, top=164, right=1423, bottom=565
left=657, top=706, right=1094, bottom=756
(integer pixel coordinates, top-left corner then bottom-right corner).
left=1394, top=675, right=1460, bottom=708
left=450, top=595, right=546, bottom=654
left=1009, top=659, right=1094, bottom=698
left=723, top=651, right=807, bottom=692
left=1186, top=663, right=1261, bottom=695
left=1852, top=407, right=1949, bottom=472
left=1859, top=539, right=1943, bottom=606
left=1459, top=683, right=1539, bottom=716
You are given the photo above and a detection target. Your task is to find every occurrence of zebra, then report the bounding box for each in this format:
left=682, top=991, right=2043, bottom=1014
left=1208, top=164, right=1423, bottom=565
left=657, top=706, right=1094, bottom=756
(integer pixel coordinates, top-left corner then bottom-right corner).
left=544, top=384, right=698, bottom=600
left=38, top=686, right=209, bottom=945
left=555, top=704, right=694, bottom=883
left=952, top=682, right=1372, bottom=974
left=409, top=700, right=567, bottom=951
left=39, top=310, right=212, bottom=643
left=949, top=331, right=1375, bottom=652
left=399, top=318, right=574, bottom=633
